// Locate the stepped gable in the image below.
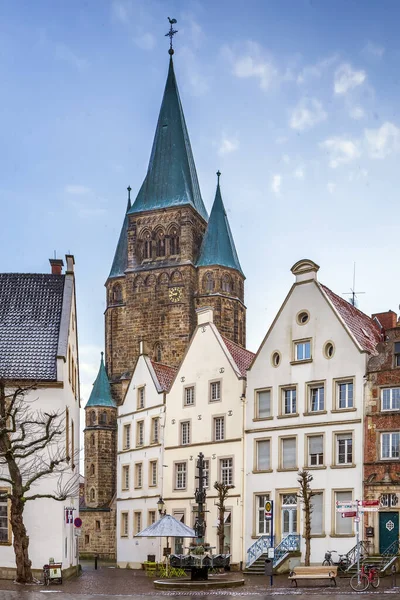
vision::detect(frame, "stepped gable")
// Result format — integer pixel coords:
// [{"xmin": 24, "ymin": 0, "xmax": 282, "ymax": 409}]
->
[
  {"xmin": 150, "ymin": 360, "xmax": 177, "ymax": 392},
  {"xmin": 221, "ymin": 335, "xmax": 255, "ymax": 377},
  {"xmin": 0, "ymin": 273, "xmax": 65, "ymax": 380}
]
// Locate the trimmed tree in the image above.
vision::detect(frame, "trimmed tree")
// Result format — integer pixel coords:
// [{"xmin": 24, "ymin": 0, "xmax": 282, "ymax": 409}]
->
[
  {"xmin": 214, "ymin": 481, "xmax": 234, "ymax": 554},
  {"xmin": 297, "ymin": 469, "xmax": 317, "ymax": 566},
  {"xmin": 0, "ymin": 380, "xmax": 78, "ymax": 584}
]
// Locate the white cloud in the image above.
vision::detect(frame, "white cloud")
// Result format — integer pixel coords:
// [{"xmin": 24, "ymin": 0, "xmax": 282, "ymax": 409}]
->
[
  {"xmin": 320, "ymin": 136, "xmax": 361, "ymax": 168},
  {"xmin": 135, "ymin": 32, "xmax": 155, "ymax": 50},
  {"xmin": 179, "ymin": 46, "xmax": 209, "ymax": 96},
  {"xmin": 349, "ymin": 106, "xmax": 366, "ymax": 120},
  {"xmin": 180, "ymin": 13, "xmax": 204, "ymax": 49},
  {"xmin": 271, "ymin": 174, "xmax": 282, "ymax": 195},
  {"xmin": 290, "ymin": 98, "xmax": 327, "ymax": 131},
  {"xmin": 65, "ymin": 185, "xmax": 91, "ymax": 195},
  {"xmin": 365, "ymin": 122, "xmax": 400, "ymax": 159},
  {"xmin": 218, "ymin": 136, "xmax": 240, "ymax": 156},
  {"xmin": 296, "ymin": 54, "xmax": 338, "ymax": 84},
  {"xmin": 111, "ymin": 0, "xmax": 132, "ymax": 25},
  {"xmin": 334, "ymin": 63, "xmax": 366, "ymax": 95},
  {"xmin": 363, "ymin": 41, "xmax": 385, "ymax": 58},
  {"xmin": 327, "ymin": 182, "xmax": 336, "ymax": 194},
  {"xmin": 282, "ymin": 154, "xmax": 290, "ymax": 164},
  {"xmin": 55, "ymin": 44, "xmax": 88, "ymax": 71},
  {"xmin": 224, "ymin": 41, "xmax": 279, "ymax": 91},
  {"xmin": 294, "ymin": 167, "xmax": 304, "ymax": 179}
]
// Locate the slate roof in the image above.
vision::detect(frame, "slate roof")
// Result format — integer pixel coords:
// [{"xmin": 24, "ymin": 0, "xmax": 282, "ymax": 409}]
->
[
  {"xmin": 150, "ymin": 360, "xmax": 177, "ymax": 392},
  {"xmin": 128, "ymin": 57, "xmax": 208, "ymax": 221},
  {"xmin": 108, "ymin": 199, "xmax": 130, "ymax": 279},
  {"xmin": 221, "ymin": 335, "xmax": 255, "ymax": 377},
  {"xmin": 320, "ymin": 283, "xmax": 382, "ymax": 354},
  {"xmin": 86, "ymin": 353, "xmax": 116, "ymax": 408},
  {"xmin": 197, "ymin": 182, "xmax": 244, "ymax": 276},
  {"xmin": 0, "ymin": 273, "xmax": 65, "ymax": 380}
]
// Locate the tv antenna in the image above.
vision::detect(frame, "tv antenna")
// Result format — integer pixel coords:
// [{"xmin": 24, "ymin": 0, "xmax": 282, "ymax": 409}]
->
[{"xmin": 343, "ymin": 262, "xmax": 365, "ymax": 307}]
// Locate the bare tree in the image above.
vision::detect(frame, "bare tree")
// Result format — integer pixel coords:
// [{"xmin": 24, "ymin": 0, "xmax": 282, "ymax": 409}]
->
[
  {"xmin": 297, "ymin": 469, "xmax": 317, "ymax": 566},
  {"xmin": 0, "ymin": 380, "xmax": 79, "ymax": 584},
  {"xmin": 214, "ymin": 481, "xmax": 234, "ymax": 554}
]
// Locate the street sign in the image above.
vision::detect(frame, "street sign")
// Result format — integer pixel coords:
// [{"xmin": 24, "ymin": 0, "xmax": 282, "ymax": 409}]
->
[
  {"xmin": 336, "ymin": 501, "xmax": 358, "ymax": 508},
  {"xmin": 265, "ymin": 500, "xmax": 273, "ymax": 520},
  {"xmin": 361, "ymin": 500, "xmax": 380, "ymax": 507},
  {"xmin": 337, "ymin": 507, "xmax": 358, "ymax": 513},
  {"xmin": 268, "ymin": 547, "xmax": 275, "ymax": 558},
  {"xmin": 74, "ymin": 517, "xmax": 82, "ymax": 528},
  {"xmin": 354, "ymin": 517, "xmax": 360, "ymax": 523},
  {"xmin": 74, "ymin": 528, "xmax": 81, "ymax": 537},
  {"xmin": 341, "ymin": 511, "xmax": 357, "ymax": 518},
  {"xmin": 359, "ymin": 507, "xmax": 379, "ymax": 513}
]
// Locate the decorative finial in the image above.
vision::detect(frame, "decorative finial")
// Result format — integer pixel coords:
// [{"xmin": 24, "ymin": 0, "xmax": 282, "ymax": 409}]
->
[
  {"xmin": 165, "ymin": 17, "xmax": 178, "ymax": 55},
  {"xmin": 216, "ymin": 170, "xmax": 221, "ymax": 184},
  {"xmin": 127, "ymin": 185, "xmax": 131, "ymax": 202},
  {"xmin": 101, "ymin": 351, "xmax": 104, "ymax": 360}
]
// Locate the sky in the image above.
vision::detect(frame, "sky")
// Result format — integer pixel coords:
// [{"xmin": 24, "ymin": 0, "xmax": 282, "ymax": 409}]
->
[{"xmin": 1, "ymin": 0, "xmax": 400, "ymax": 416}]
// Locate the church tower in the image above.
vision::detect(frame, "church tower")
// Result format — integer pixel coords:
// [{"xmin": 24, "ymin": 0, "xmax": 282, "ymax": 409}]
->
[{"xmin": 105, "ymin": 43, "xmax": 245, "ymax": 402}]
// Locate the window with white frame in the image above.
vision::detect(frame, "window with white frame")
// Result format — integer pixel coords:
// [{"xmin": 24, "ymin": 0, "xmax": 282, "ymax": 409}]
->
[
  {"xmin": 309, "ymin": 384, "xmax": 325, "ymax": 412},
  {"xmin": 184, "ymin": 386, "xmax": 195, "ymax": 406},
  {"xmin": 121, "ymin": 512, "xmax": 129, "ymax": 537},
  {"xmin": 335, "ymin": 491, "xmax": 352, "ymax": 534},
  {"xmin": 382, "ymin": 388, "xmax": 400, "ymax": 412},
  {"xmin": 336, "ymin": 433, "xmax": 353, "ymax": 465},
  {"xmin": 122, "ymin": 465, "xmax": 130, "ymax": 490},
  {"xmin": 220, "ymin": 458, "xmax": 233, "ymax": 485},
  {"xmin": 151, "ymin": 417, "xmax": 159, "ymax": 444},
  {"xmin": 294, "ymin": 340, "xmax": 311, "ymax": 361},
  {"xmin": 181, "ymin": 421, "xmax": 191, "ymax": 445},
  {"xmin": 175, "ymin": 462, "xmax": 187, "ymax": 489},
  {"xmin": 337, "ymin": 381, "xmax": 354, "ymax": 409},
  {"xmin": 214, "ymin": 416, "xmax": 225, "ymax": 441},
  {"xmin": 308, "ymin": 435, "xmax": 324, "ymax": 466},
  {"xmin": 134, "ymin": 511, "xmax": 142, "ymax": 535},
  {"xmin": 210, "ymin": 381, "xmax": 221, "ymax": 402},
  {"xmin": 136, "ymin": 421, "xmax": 144, "ymax": 447},
  {"xmin": 256, "ymin": 494, "xmax": 270, "ymax": 535},
  {"xmin": 395, "ymin": 342, "xmax": 400, "ymax": 367},
  {"xmin": 0, "ymin": 491, "xmax": 9, "ymax": 543},
  {"xmin": 381, "ymin": 432, "xmax": 400, "ymax": 459},
  {"xmin": 310, "ymin": 492, "xmax": 323, "ymax": 535},
  {"xmin": 281, "ymin": 437, "xmax": 297, "ymax": 469},
  {"xmin": 123, "ymin": 424, "xmax": 131, "ymax": 450},
  {"xmin": 256, "ymin": 389, "xmax": 271, "ymax": 418},
  {"xmin": 135, "ymin": 463, "xmax": 142, "ymax": 488},
  {"xmin": 283, "ymin": 388, "xmax": 296, "ymax": 415},
  {"xmin": 150, "ymin": 461, "xmax": 157, "ymax": 486},
  {"xmin": 137, "ymin": 386, "xmax": 145, "ymax": 409},
  {"xmin": 148, "ymin": 510, "xmax": 156, "ymax": 526},
  {"xmin": 256, "ymin": 439, "xmax": 271, "ymax": 471}
]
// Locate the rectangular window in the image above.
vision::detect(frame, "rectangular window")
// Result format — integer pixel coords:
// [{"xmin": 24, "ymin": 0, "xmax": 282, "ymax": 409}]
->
[
  {"xmin": 395, "ymin": 342, "xmax": 400, "ymax": 367},
  {"xmin": 295, "ymin": 340, "xmax": 311, "ymax": 361},
  {"xmin": 210, "ymin": 381, "xmax": 221, "ymax": 402},
  {"xmin": 136, "ymin": 421, "xmax": 144, "ymax": 447},
  {"xmin": 382, "ymin": 388, "xmax": 400, "ymax": 411},
  {"xmin": 308, "ymin": 435, "xmax": 324, "ymax": 466},
  {"xmin": 151, "ymin": 418, "xmax": 159, "ymax": 444},
  {"xmin": 256, "ymin": 494, "xmax": 270, "ymax": 535},
  {"xmin": 311, "ymin": 493, "xmax": 323, "ymax": 535},
  {"xmin": 309, "ymin": 385, "xmax": 325, "ymax": 412},
  {"xmin": 123, "ymin": 424, "xmax": 131, "ymax": 450},
  {"xmin": 137, "ymin": 387, "xmax": 145, "ymax": 409},
  {"xmin": 96, "ymin": 520, "xmax": 101, "ymax": 532},
  {"xmin": 0, "ymin": 491, "xmax": 10, "ymax": 543},
  {"xmin": 150, "ymin": 461, "xmax": 157, "ymax": 487},
  {"xmin": 148, "ymin": 510, "xmax": 156, "ymax": 526},
  {"xmin": 256, "ymin": 389, "xmax": 271, "ymax": 419},
  {"xmin": 337, "ymin": 381, "xmax": 354, "ymax": 409},
  {"xmin": 336, "ymin": 433, "xmax": 353, "ymax": 465},
  {"xmin": 281, "ymin": 437, "xmax": 297, "ymax": 469},
  {"xmin": 335, "ymin": 491, "xmax": 352, "ymax": 535},
  {"xmin": 175, "ymin": 462, "xmax": 187, "ymax": 489},
  {"xmin": 283, "ymin": 388, "xmax": 296, "ymax": 415},
  {"xmin": 134, "ymin": 511, "xmax": 142, "ymax": 535},
  {"xmin": 381, "ymin": 432, "xmax": 400, "ymax": 459},
  {"xmin": 220, "ymin": 458, "xmax": 233, "ymax": 485},
  {"xmin": 184, "ymin": 386, "xmax": 195, "ymax": 406},
  {"xmin": 121, "ymin": 512, "xmax": 129, "ymax": 537},
  {"xmin": 122, "ymin": 465, "xmax": 130, "ymax": 490},
  {"xmin": 65, "ymin": 408, "xmax": 70, "ymax": 461},
  {"xmin": 135, "ymin": 463, "xmax": 142, "ymax": 488},
  {"xmin": 214, "ymin": 416, "xmax": 225, "ymax": 441},
  {"xmin": 181, "ymin": 421, "xmax": 191, "ymax": 445},
  {"xmin": 256, "ymin": 439, "xmax": 271, "ymax": 471}
]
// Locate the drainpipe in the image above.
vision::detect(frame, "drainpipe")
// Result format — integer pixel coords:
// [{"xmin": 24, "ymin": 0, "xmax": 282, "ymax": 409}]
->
[{"xmin": 241, "ymin": 382, "xmax": 246, "ymax": 568}]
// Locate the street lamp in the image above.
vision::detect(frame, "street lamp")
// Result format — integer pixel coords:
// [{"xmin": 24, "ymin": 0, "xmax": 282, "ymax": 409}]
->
[{"xmin": 157, "ymin": 496, "xmax": 166, "ymax": 516}]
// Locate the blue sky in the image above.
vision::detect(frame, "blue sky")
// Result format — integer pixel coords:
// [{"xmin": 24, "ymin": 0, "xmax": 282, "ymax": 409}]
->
[{"xmin": 1, "ymin": 0, "xmax": 400, "ymax": 408}]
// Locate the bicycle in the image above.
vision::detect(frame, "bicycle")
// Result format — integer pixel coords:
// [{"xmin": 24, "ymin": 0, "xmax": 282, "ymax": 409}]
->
[
  {"xmin": 350, "ymin": 563, "xmax": 380, "ymax": 591},
  {"xmin": 322, "ymin": 550, "xmax": 349, "ymax": 573}
]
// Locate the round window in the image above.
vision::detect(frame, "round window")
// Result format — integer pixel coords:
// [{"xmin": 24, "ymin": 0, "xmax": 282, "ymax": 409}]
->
[
  {"xmin": 297, "ymin": 311, "xmax": 309, "ymax": 325},
  {"xmin": 271, "ymin": 351, "xmax": 281, "ymax": 367},
  {"xmin": 324, "ymin": 342, "xmax": 335, "ymax": 359}
]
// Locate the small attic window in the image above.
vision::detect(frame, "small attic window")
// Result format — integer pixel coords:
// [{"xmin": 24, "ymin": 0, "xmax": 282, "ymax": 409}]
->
[
  {"xmin": 324, "ymin": 341, "xmax": 335, "ymax": 359},
  {"xmin": 297, "ymin": 311, "xmax": 310, "ymax": 325}
]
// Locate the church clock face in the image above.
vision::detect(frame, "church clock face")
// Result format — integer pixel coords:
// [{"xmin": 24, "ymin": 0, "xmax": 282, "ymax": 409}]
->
[{"xmin": 169, "ymin": 287, "xmax": 183, "ymax": 303}]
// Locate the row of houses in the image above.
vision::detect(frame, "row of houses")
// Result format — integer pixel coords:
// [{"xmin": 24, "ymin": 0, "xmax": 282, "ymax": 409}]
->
[{"xmin": 84, "ymin": 258, "xmax": 400, "ymax": 568}]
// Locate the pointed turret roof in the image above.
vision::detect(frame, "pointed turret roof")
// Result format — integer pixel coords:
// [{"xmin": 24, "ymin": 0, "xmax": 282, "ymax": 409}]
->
[
  {"xmin": 108, "ymin": 195, "xmax": 131, "ymax": 279},
  {"xmin": 197, "ymin": 177, "xmax": 244, "ymax": 276},
  {"xmin": 85, "ymin": 353, "xmax": 116, "ymax": 408},
  {"xmin": 128, "ymin": 58, "xmax": 208, "ymax": 221}
]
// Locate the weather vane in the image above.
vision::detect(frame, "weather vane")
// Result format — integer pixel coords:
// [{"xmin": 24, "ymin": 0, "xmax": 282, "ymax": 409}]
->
[{"xmin": 165, "ymin": 17, "xmax": 178, "ymax": 55}]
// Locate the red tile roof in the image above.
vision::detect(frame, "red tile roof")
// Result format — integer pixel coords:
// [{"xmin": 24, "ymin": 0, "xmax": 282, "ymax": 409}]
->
[
  {"xmin": 320, "ymin": 284, "xmax": 382, "ymax": 354},
  {"xmin": 151, "ymin": 361, "xmax": 177, "ymax": 391},
  {"xmin": 221, "ymin": 336, "xmax": 255, "ymax": 377}
]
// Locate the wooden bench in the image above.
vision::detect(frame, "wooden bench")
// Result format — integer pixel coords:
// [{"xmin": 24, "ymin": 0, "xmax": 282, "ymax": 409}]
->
[{"xmin": 288, "ymin": 566, "xmax": 338, "ymax": 587}]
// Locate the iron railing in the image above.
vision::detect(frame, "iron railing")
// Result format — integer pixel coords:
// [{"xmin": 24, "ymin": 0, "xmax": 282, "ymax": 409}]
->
[
  {"xmin": 345, "ymin": 540, "xmax": 370, "ymax": 571},
  {"xmin": 245, "ymin": 535, "xmax": 275, "ymax": 568},
  {"xmin": 273, "ymin": 534, "xmax": 301, "ymax": 567},
  {"xmin": 376, "ymin": 539, "xmax": 400, "ymax": 573}
]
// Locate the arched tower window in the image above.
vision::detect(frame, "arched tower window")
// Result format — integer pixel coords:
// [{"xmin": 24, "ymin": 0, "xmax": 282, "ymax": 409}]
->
[
  {"xmin": 222, "ymin": 274, "xmax": 232, "ymax": 293},
  {"xmin": 100, "ymin": 411, "xmax": 107, "ymax": 425},
  {"xmin": 90, "ymin": 488, "xmax": 96, "ymax": 502},
  {"xmin": 90, "ymin": 410, "xmax": 96, "ymax": 425},
  {"xmin": 155, "ymin": 230, "xmax": 166, "ymax": 257},
  {"xmin": 91, "ymin": 434, "xmax": 95, "ymax": 447},
  {"xmin": 113, "ymin": 284, "xmax": 123, "ymax": 303},
  {"xmin": 143, "ymin": 231, "xmax": 152, "ymax": 260},
  {"xmin": 169, "ymin": 227, "xmax": 180, "ymax": 255},
  {"xmin": 204, "ymin": 272, "xmax": 214, "ymax": 293},
  {"xmin": 90, "ymin": 464, "xmax": 95, "ymax": 476},
  {"xmin": 154, "ymin": 343, "xmax": 162, "ymax": 362}
]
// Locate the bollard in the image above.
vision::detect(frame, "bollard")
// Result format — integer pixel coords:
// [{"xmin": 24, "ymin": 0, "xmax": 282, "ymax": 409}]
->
[
  {"xmin": 94, "ymin": 553, "xmax": 98, "ymax": 570},
  {"xmin": 391, "ymin": 564, "xmax": 396, "ymax": 588}
]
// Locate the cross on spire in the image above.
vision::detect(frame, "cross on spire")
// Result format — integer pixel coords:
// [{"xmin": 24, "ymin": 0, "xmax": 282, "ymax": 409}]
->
[
  {"xmin": 216, "ymin": 170, "xmax": 221, "ymax": 184},
  {"xmin": 127, "ymin": 186, "xmax": 131, "ymax": 202},
  {"xmin": 165, "ymin": 17, "xmax": 178, "ymax": 55}
]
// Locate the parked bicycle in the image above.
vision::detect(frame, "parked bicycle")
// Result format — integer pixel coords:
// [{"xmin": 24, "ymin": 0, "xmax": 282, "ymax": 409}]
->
[
  {"xmin": 322, "ymin": 550, "xmax": 349, "ymax": 573},
  {"xmin": 350, "ymin": 563, "xmax": 380, "ymax": 591}
]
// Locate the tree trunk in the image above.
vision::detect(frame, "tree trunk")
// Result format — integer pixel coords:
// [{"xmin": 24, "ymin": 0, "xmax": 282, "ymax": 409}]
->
[
  {"xmin": 304, "ymin": 504, "xmax": 311, "ymax": 566},
  {"xmin": 218, "ymin": 506, "xmax": 224, "ymax": 554},
  {"xmin": 11, "ymin": 497, "xmax": 33, "ymax": 583}
]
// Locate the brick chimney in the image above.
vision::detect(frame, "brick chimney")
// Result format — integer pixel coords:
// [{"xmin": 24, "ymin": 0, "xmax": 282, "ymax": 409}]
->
[
  {"xmin": 49, "ymin": 258, "xmax": 64, "ymax": 275},
  {"xmin": 372, "ymin": 310, "xmax": 398, "ymax": 330}
]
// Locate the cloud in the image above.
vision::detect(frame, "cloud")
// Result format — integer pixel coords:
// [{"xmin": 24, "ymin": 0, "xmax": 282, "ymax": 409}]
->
[
  {"xmin": 271, "ymin": 174, "xmax": 282, "ymax": 195},
  {"xmin": 349, "ymin": 106, "xmax": 365, "ymax": 120},
  {"xmin": 294, "ymin": 167, "xmax": 304, "ymax": 179},
  {"xmin": 218, "ymin": 136, "xmax": 240, "ymax": 156},
  {"xmin": 135, "ymin": 32, "xmax": 155, "ymax": 50},
  {"xmin": 363, "ymin": 41, "xmax": 385, "ymax": 58},
  {"xmin": 334, "ymin": 63, "xmax": 366, "ymax": 95},
  {"xmin": 365, "ymin": 122, "xmax": 400, "ymax": 159},
  {"xmin": 179, "ymin": 46, "xmax": 209, "ymax": 96},
  {"xmin": 296, "ymin": 54, "xmax": 338, "ymax": 84},
  {"xmin": 320, "ymin": 136, "xmax": 361, "ymax": 168},
  {"xmin": 111, "ymin": 0, "xmax": 155, "ymax": 52},
  {"xmin": 290, "ymin": 98, "xmax": 327, "ymax": 131},
  {"xmin": 282, "ymin": 154, "xmax": 290, "ymax": 164},
  {"xmin": 327, "ymin": 182, "xmax": 336, "ymax": 194},
  {"xmin": 111, "ymin": 0, "xmax": 132, "ymax": 25},
  {"xmin": 224, "ymin": 41, "xmax": 279, "ymax": 91},
  {"xmin": 180, "ymin": 13, "xmax": 204, "ymax": 49},
  {"xmin": 65, "ymin": 185, "xmax": 91, "ymax": 195},
  {"xmin": 55, "ymin": 44, "xmax": 88, "ymax": 71}
]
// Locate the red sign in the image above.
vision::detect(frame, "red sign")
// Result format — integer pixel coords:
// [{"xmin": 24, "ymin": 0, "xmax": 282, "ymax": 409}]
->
[
  {"xmin": 341, "ymin": 511, "xmax": 357, "ymax": 518},
  {"xmin": 361, "ymin": 500, "xmax": 379, "ymax": 507},
  {"xmin": 74, "ymin": 517, "xmax": 82, "ymax": 528}
]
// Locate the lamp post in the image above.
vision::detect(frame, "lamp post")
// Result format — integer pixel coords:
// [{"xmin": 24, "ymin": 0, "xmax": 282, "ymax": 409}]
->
[{"xmin": 157, "ymin": 496, "xmax": 167, "ymax": 517}]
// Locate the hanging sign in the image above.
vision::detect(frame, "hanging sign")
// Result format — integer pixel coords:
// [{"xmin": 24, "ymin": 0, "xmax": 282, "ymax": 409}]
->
[
  {"xmin": 341, "ymin": 511, "xmax": 357, "ymax": 518},
  {"xmin": 65, "ymin": 508, "xmax": 74, "ymax": 524},
  {"xmin": 361, "ymin": 500, "xmax": 380, "ymax": 507},
  {"xmin": 265, "ymin": 500, "xmax": 273, "ymax": 520}
]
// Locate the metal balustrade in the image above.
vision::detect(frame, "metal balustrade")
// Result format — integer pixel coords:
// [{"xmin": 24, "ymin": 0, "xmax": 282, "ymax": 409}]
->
[{"xmin": 245, "ymin": 535, "xmax": 275, "ymax": 568}]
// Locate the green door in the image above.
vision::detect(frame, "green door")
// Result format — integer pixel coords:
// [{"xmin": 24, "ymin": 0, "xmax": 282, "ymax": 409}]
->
[{"xmin": 379, "ymin": 512, "xmax": 399, "ymax": 553}]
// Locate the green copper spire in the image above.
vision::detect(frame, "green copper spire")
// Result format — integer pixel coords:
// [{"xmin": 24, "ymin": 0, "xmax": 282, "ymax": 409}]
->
[
  {"xmin": 85, "ymin": 352, "xmax": 116, "ymax": 408},
  {"xmin": 128, "ymin": 57, "xmax": 208, "ymax": 221},
  {"xmin": 108, "ymin": 188, "xmax": 131, "ymax": 279},
  {"xmin": 197, "ymin": 173, "xmax": 244, "ymax": 276}
]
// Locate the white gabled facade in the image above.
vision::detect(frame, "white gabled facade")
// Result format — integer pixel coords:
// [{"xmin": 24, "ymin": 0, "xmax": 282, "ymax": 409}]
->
[
  {"xmin": 116, "ymin": 348, "xmax": 174, "ymax": 568},
  {"xmin": 163, "ymin": 307, "xmax": 254, "ymax": 567},
  {"xmin": 245, "ymin": 259, "xmax": 379, "ymax": 565}
]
